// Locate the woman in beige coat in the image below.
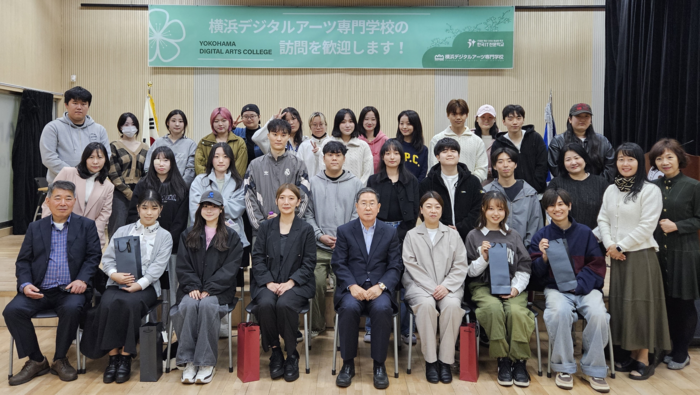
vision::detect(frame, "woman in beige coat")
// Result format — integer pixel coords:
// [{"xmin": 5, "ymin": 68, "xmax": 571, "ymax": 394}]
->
[
  {"xmin": 42, "ymin": 142, "xmax": 114, "ymax": 247},
  {"xmin": 402, "ymin": 191, "xmax": 469, "ymax": 384}
]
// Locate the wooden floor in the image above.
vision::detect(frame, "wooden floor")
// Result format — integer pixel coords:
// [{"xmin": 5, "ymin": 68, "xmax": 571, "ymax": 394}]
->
[{"xmin": 1, "ymin": 326, "xmax": 699, "ymax": 395}]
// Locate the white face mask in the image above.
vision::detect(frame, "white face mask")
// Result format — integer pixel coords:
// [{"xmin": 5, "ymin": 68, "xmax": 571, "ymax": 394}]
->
[{"xmin": 121, "ymin": 126, "xmax": 137, "ymax": 137}]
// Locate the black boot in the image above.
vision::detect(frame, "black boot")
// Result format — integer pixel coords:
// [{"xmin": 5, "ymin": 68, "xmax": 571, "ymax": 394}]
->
[
  {"xmin": 103, "ymin": 355, "xmax": 120, "ymax": 383},
  {"xmin": 425, "ymin": 361, "xmax": 439, "ymax": 383},
  {"xmin": 269, "ymin": 347, "xmax": 285, "ymax": 379},
  {"xmin": 284, "ymin": 351, "xmax": 300, "ymax": 382},
  {"xmin": 115, "ymin": 355, "xmax": 131, "ymax": 384}
]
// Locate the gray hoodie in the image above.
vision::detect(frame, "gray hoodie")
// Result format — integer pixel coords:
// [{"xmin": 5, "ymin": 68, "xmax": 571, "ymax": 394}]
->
[
  {"xmin": 39, "ymin": 112, "xmax": 110, "ymax": 182},
  {"xmin": 483, "ymin": 179, "xmax": 543, "ymax": 246},
  {"xmin": 304, "ymin": 170, "xmax": 362, "ymax": 252}
]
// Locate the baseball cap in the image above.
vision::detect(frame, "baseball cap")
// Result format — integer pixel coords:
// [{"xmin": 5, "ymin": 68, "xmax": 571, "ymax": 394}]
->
[
  {"xmin": 241, "ymin": 104, "xmax": 260, "ymax": 116},
  {"xmin": 476, "ymin": 104, "xmax": 497, "ymax": 117},
  {"xmin": 569, "ymin": 103, "xmax": 593, "ymax": 116},
  {"xmin": 199, "ymin": 190, "xmax": 224, "ymax": 206}
]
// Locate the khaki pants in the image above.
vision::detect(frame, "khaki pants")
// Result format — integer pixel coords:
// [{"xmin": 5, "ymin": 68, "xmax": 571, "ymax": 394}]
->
[
  {"xmin": 469, "ymin": 282, "xmax": 534, "ymax": 361},
  {"xmin": 408, "ymin": 294, "xmax": 464, "ymax": 364},
  {"xmin": 311, "ymin": 248, "xmax": 334, "ymax": 332}
]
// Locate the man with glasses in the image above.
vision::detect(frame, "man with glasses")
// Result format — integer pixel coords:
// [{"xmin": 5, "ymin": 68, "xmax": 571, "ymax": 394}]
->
[
  {"xmin": 233, "ymin": 104, "xmax": 265, "ymax": 165},
  {"xmin": 331, "ymin": 187, "xmax": 403, "ymax": 390}
]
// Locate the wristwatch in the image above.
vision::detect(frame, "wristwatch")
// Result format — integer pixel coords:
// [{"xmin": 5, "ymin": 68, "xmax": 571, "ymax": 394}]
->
[
  {"xmin": 615, "ymin": 245, "xmax": 623, "ymax": 253},
  {"xmin": 378, "ymin": 282, "xmax": 387, "ymax": 291}
]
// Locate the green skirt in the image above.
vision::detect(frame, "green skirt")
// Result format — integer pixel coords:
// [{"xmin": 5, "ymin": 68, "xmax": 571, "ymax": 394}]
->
[{"xmin": 609, "ymin": 248, "xmax": 671, "ymax": 352}]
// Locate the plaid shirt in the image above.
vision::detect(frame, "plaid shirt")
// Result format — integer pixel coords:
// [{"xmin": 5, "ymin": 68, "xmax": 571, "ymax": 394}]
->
[{"xmin": 39, "ymin": 215, "xmax": 72, "ymax": 290}]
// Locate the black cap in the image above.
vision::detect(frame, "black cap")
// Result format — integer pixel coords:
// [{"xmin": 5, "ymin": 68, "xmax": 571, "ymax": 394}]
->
[
  {"xmin": 241, "ymin": 104, "xmax": 260, "ymax": 116},
  {"xmin": 199, "ymin": 190, "xmax": 224, "ymax": 206},
  {"xmin": 569, "ymin": 103, "xmax": 593, "ymax": 116}
]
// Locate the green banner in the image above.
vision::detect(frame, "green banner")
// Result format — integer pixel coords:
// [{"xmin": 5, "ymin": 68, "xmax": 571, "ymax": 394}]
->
[{"xmin": 148, "ymin": 5, "xmax": 514, "ymax": 69}]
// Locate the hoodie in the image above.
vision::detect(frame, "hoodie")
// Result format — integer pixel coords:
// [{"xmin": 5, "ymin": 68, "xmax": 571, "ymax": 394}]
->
[
  {"xmin": 528, "ymin": 218, "xmax": 606, "ymax": 295},
  {"xmin": 483, "ymin": 179, "xmax": 543, "ymax": 246},
  {"xmin": 490, "ymin": 125, "xmax": 548, "ymax": 194},
  {"xmin": 304, "ymin": 170, "xmax": 363, "ymax": 252},
  {"xmin": 39, "ymin": 112, "xmax": 111, "ymax": 182},
  {"xmin": 359, "ymin": 131, "xmax": 388, "ymax": 173}
]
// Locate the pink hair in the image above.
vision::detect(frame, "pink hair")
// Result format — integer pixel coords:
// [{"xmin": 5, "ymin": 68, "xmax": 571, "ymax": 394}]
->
[{"xmin": 210, "ymin": 107, "xmax": 234, "ymax": 135}]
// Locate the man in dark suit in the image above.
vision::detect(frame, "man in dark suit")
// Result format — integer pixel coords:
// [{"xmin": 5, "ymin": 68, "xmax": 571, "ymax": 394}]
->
[
  {"xmin": 331, "ymin": 187, "xmax": 403, "ymax": 389},
  {"xmin": 3, "ymin": 180, "xmax": 101, "ymax": 386}
]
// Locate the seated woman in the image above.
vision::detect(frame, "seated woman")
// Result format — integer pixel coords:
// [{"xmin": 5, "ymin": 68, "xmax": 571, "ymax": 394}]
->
[
  {"xmin": 464, "ymin": 190, "xmax": 534, "ymax": 388},
  {"xmin": 80, "ymin": 189, "xmax": 173, "ymax": 384},
  {"xmin": 171, "ymin": 190, "xmax": 244, "ymax": 384},
  {"xmin": 42, "ymin": 142, "xmax": 114, "ymax": 247},
  {"xmin": 402, "ymin": 191, "xmax": 468, "ymax": 384},
  {"xmin": 250, "ymin": 184, "xmax": 316, "ymax": 382}
]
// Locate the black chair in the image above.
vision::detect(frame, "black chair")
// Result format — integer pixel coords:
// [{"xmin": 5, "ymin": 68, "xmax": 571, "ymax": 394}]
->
[{"xmin": 246, "ymin": 299, "xmax": 312, "ymax": 374}]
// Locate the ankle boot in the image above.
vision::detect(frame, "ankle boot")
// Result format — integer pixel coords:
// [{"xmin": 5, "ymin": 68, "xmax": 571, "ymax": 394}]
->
[
  {"xmin": 115, "ymin": 355, "xmax": 132, "ymax": 384},
  {"xmin": 103, "ymin": 355, "xmax": 120, "ymax": 383}
]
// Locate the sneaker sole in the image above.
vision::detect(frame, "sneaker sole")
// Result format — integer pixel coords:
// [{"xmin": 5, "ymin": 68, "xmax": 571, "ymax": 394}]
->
[
  {"xmin": 497, "ymin": 378, "xmax": 513, "ymax": 386},
  {"xmin": 514, "ymin": 380, "xmax": 530, "ymax": 387},
  {"xmin": 195, "ymin": 369, "xmax": 215, "ymax": 384},
  {"xmin": 284, "ymin": 371, "xmax": 300, "ymax": 382},
  {"xmin": 555, "ymin": 381, "xmax": 573, "ymax": 390}
]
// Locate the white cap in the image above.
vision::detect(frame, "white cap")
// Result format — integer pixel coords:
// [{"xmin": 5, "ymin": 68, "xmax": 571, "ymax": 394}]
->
[{"xmin": 476, "ymin": 104, "xmax": 496, "ymax": 117}]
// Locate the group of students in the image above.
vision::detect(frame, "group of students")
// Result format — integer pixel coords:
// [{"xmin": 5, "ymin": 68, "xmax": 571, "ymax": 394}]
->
[{"xmin": 3, "ymin": 85, "xmax": 699, "ymax": 392}]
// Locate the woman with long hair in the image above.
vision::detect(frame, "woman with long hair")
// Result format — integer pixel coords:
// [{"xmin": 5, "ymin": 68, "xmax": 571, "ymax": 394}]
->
[
  {"xmin": 194, "ymin": 107, "xmax": 248, "ymax": 177},
  {"xmin": 42, "ymin": 142, "xmax": 114, "ymax": 247},
  {"xmin": 145, "ymin": 109, "xmax": 197, "ymax": 185},
  {"xmin": 358, "ymin": 106, "xmax": 388, "ymax": 174},
  {"xmin": 322, "ymin": 108, "xmax": 373, "ymax": 183},
  {"xmin": 395, "ymin": 110, "xmax": 428, "ymax": 182},
  {"xmin": 598, "ymin": 142, "xmax": 671, "ymax": 379}
]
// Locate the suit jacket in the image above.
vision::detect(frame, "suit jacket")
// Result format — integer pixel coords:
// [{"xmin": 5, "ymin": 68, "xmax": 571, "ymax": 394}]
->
[
  {"xmin": 331, "ymin": 218, "xmax": 403, "ymax": 308},
  {"xmin": 250, "ymin": 216, "xmax": 316, "ymax": 301},
  {"xmin": 401, "ymin": 223, "xmax": 469, "ymax": 303},
  {"xmin": 175, "ymin": 225, "xmax": 243, "ymax": 305},
  {"xmin": 15, "ymin": 214, "xmax": 102, "ymax": 292},
  {"xmin": 41, "ymin": 167, "xmax": 114, "ymax": 247}
]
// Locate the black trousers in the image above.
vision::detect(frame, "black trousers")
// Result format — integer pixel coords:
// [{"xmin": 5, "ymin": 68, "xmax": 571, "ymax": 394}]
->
[
  {"xmin": 253, "ymin": 288, "xmax": 307, "ymax": 356},
  {"xmin": 3, "ymin": 287, "xmax": 87, "ymax": 361},
  {"xmin": 337, "ymin": 283, "xmax": 393, "ymax": 363}
]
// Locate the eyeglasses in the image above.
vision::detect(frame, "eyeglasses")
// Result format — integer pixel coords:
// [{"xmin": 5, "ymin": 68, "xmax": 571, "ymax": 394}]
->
[
  {"xmin": 242, "ymin": 115, "xmax": 258, "ymax": 120},
  {"xmin": 358, "ymin": 201, "xmax": 377, "ymax": 208}
]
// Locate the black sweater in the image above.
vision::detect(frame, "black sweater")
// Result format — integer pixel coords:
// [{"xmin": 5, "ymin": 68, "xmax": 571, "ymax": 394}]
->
[
  {"xmin": 419, "ymin": 162, "xmax": 484, "ymax": 240},
  {"xmin": 127, "ymin": 180, "xmax": 189, "ymax": 253},
  {"xmin": 367, "ymin": 170, "xmax": 420, "ymax": 242},
  {"xmin": 547, "ymin": 174, "xmax": 609, "ymax": 231},
  {"xmin": 491, "ymin": 125, "xmax": 548, "ymax": 193}
]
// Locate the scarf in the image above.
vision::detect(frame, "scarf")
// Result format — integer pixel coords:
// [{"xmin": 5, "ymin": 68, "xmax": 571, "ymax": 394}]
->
[{"xmin": 614, "ymin": 175, "xmax": 635, "ymax": 192}]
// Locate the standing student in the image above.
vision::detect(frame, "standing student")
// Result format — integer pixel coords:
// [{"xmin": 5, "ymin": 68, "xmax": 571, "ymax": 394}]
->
[
  {"xmin": 145, "ymin": 110, "xmax": 197, "ymax": 185},
  {"xmin": 491, "ymin": 105, "xmax": 548, "ymax": 194},
  {"xmin": 251, "ymin": 184, "xmax": 316, "ymax": 383},
  {"xmin": 194, "ymin": 107, "xmax": 248, "ymax": 177},
  {"xmin": 649, "ymin": 139, "xmax": 700, "ymax": 370},
  {"xmin": 244, "ymin": 119, "xmax": 310, "ymax": 233},
  {"xmin": 108, "ymin": 112, "xmax": 149, "ymax": 237},
  {"xmin": 129, "ymin": 146, "xmax": 189, "ymax": 254},
  {"xmin": 419, "ymin": 138, "xmax": 483, "ymax": 240},
  {"xmin": 322, "ymin": 108, "xmax": 374, "ymax": 184},
  {"xmin": 298, "ymin": 112, "xmax": 331, "ymax": 177},
  {"xmin": 547, "ymin": 144, "xmax": 609, "ymax": 232},
  {"xmin": 465, "ymin": 191, "xmax": 534, "ymax": 388},
  {"xmin": 402, "ymin": 191, "xmax": 468, "ymax": 384},
  {"xmin": 428, "ymin": 99, "xmax": 488, "ymax": 182},
  {"xmin": 597, "ymin": 142, "xmax": 671, "ymax": 380},
  {"xmin": 80, "ymin": 189, "xmax": 173, "ymax": 384},
  {"xmin": 233, "ymin": 103, "xmax": 264, "ymax": 164},
  {"xmin": 3, "ymin": 181, "xmax": 101, "ymax": 386},
  {"xmin": 252, "ymin": 107, "xmax": 308, "ymax": 155},
  {"xmin": 472, "ymin": 104, "xmax": 500, "ymax": 186},
  {"xmin": 396, "ymin": 110, "xmax": 428, "ymax": 182},
  {"xmin": 358, "ymin": 106, "xmax": 388, "ymax": 174},
  {"xmin": 484, "ymin": 147, "xmax": 543, "ymax": 247},
  {"xmin": 172, "ymin": 190, "xmax": 243, "ymax": 385},
  {"xmin": 41, "ymin": 143, "xmax": 114, "ymax": 248},
  {"xmin": 304, "ymin": 141, "xmax": 362, "ymax": 338},
  {"xmin": 529, "ymin": 189, "xmax": 610, "ymax": 393},
  {"xmin": 40, "ymin": 86, "xmax": 111, "ymax": 183},
  {"xmin": 547, "ymin": 104, "xmax": 615, "ymax": 183}
]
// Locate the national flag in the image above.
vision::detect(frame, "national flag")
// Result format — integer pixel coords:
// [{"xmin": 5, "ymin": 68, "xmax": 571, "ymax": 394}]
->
[
  {"xmin": 544, "ymin": 92, "xmax": 556, "ymax": 182},
  {"xmin": 143, "ymin": 93, "xmax": 159, "ymax": 147}
]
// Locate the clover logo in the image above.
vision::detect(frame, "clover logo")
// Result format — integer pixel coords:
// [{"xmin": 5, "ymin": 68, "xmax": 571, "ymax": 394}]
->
[{"xmin": 149, "ymin": 9, "xmax": 186, "ymax": 63}]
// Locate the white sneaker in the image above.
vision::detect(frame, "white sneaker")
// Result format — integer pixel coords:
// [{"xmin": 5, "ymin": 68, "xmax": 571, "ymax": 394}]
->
[
  {"xmin": 363, "ymin": 332, "xmax": 371, "ymax": 343},
  {"xmin": 195, "ymin": 366, "xmax": 215, "ymax": 384},
  {"xmin": 181, "ymin": 363, "xmax": 197, "ymax": 384}
]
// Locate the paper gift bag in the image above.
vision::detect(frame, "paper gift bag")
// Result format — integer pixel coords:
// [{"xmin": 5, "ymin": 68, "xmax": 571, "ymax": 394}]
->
[
  {"xmin": 547, "ymin": 239, "xmax": 577, "ymax": 292},
  {"xmin": 237, "ymin": 322, "xmax": 260, "ymax": 383},
  {"xmin": 114, "ymin": 236, "xmax": 142, "ymax": 288},
  {"xmin": 489, "ymin": 243, "xmax": 511, "ymax": 295},
  {"xmin": 140, "ymin": 322, "xmax": 163, "ymax": 382},
  {"xmin": 459, "ymin": 323, "xmax": 479, "ymax": 382}
]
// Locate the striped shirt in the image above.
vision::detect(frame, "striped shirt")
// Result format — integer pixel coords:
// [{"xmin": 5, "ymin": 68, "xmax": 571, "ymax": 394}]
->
[{"xmin": 40, "ymin": 215, "xmax": 72, "ymax": 290}]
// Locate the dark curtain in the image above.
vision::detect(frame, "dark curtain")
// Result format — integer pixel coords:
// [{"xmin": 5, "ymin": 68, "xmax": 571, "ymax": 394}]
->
[
  {"xmin": 605, "ymin": 0, "xmax": 700, "ymax": 155},
  {"xmin": 12, "ymin": 90, "xmax": 52, "ymax": 234}
]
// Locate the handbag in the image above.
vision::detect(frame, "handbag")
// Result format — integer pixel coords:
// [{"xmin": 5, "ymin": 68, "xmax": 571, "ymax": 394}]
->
[
  {"xmin": 237, "ymin": 322, "xmax": 260, "ymax": 383},
  {"xmin": 459, "ymin": 323, "xmax": 479, "ymax": 382},
  {"xmin": 114, "ymin": 236, "xmax": 143, "ymax": 288},
  {"xmin": 488, "ymin": 243, "xmax": 511, "ymax": 295},
  {"xmin": 546, "ymin": 239, "xmax": 578, "ymax": 292}
]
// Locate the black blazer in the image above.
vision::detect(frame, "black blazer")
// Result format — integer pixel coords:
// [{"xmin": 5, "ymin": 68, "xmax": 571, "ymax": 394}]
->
[
  {"xmin": 175, "ymin": 226, "xmax": 243, "ymax": 306},
  {"xmin": 331, "ymin": 219, "xmax": 403, "ymax": 308},
  {"xmin": 250, "ymin": 216, "xmax": 316, "ymax": 301},
  {"xmin": 15, "ymin": 214, "xmax": 102, "ymax": 292},
  {"xmin": 367, "ymin": 170, "xmax": 420, "ymax": 242}
]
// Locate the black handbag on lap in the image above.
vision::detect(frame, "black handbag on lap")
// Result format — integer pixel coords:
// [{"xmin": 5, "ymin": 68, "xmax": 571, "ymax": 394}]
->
[{"xmin": 114, "ymin": 236, "xmax": 143, "ymax": 288}]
